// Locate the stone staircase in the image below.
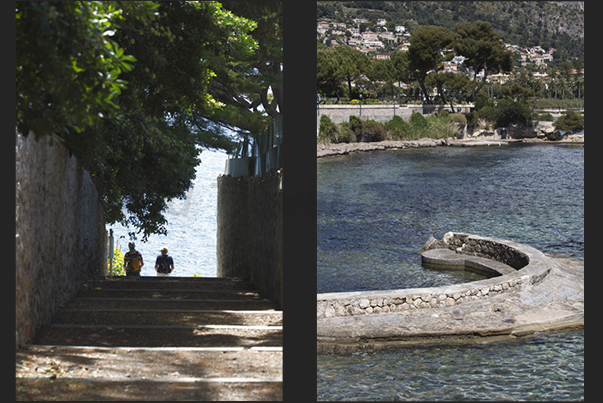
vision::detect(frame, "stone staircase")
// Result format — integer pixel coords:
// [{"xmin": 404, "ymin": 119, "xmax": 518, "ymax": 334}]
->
[{"xmin": 16, "ymin": 276, "xmax": 283, "ymax": 400}]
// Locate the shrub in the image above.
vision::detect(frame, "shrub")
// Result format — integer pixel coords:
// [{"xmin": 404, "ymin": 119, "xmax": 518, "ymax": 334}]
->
[
  {"xmin": 555, "ymin": 110, "xmax": 584, "ymax": 133},
  {"xmin": 339, "ymin": 122, "xmax": 354, "ymax": 143},
  {"xmin": 318, "ymin": 114, "xmax": 337, "ymax": 143},
  {"xmin": 385, "ymin": 115, "xmax": 409, "ymax": 140},
  {"xmin": 409, "ymin": 112, "xmax": 427, "ymax": 129},
  {"xmin": 465, "ymin": 111, "xmax": 479, "ymax": 128},
  {"xmin": 536, "ymin": 112, "xmax": 555, "ymax": 121},
  {"xmin": 477, "ymin": 105, "xmax": 500, "ymax": 124},
  {"xmin": 108, "ymin": 246, "xmax": 126, "ymax": 276},
  {"xmin": 449, "ymin": 113, "xmax": 467, "ymax": 126},
  {"xmin": 362, "ymin": 119, "xmax": 388, "ymax": 142},
  {"xmin": 496, "ymin": 102, "xmax": 531, "ymax": 128},
  {"xmin": 349, "ymin": 115, "xmax": 363, "ymax": 141}
]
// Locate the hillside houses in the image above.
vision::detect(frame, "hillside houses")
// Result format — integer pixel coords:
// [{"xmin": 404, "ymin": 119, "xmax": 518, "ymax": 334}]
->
[
  {"xmin": 318, "ymin": 18, "xmax": 557, "ymax": 75},
  {"xmin": 318, "ymin": 17, "xmax": 410, "ymax": 53},
  {"xmin": 505, "ymin": 43, "xmax": 555, "ymax": 68}
]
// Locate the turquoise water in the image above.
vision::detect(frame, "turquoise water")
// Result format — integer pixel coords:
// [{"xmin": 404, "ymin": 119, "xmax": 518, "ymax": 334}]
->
[{"xmin": 317, "ymin": 143, "xmax": 584, "ymax": 401}]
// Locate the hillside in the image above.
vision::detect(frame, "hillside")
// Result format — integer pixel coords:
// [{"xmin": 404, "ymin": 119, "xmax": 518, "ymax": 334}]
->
[{"xmin": 317, "ymin": 1, "xmax": 584, "ymax": 64}]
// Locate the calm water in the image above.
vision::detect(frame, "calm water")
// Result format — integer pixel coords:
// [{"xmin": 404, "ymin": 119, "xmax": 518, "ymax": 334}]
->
[
  {"xmin": 110, "ymin": 149, "xmax": 227, "ymax": 277},
  {"xmin": 317, "ymin": 143, "xmax": 584, "ymax": 401},
  {"xmin": 318, "ymin": 143, "xmax": 584, "ymax": 294},
  {"xmin": 317, "ymin": 329, "xmax": 584, "ymax": 401}
]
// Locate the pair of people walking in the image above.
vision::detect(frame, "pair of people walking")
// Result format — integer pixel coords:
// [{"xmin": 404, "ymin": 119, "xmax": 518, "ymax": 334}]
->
[{"xmin": 123, "ymin": 242, "xmax": 174, "ymax": 277}]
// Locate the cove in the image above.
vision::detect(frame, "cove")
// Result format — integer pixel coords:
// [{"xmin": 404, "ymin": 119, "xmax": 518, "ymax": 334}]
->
[
  {"xmin": 317, "ymin": 143, "xmax": 583, "ymax": 294},
  {"xmin": 316, "ymin": 143, "xmax": 583, "ymax": 401}
]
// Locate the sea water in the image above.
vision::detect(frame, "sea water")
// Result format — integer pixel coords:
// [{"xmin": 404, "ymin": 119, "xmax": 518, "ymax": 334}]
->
[
  {"xmin": 317, "ymin": 143, "xmax": 584, "ymax": 401},
  {"xmin": 109, "ymin": 149, "xmax": 228, "ymax": 277}
]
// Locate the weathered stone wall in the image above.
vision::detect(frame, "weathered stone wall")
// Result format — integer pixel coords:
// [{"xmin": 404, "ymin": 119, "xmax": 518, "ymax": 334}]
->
[
  {"xmin": 434, "ymin": 232, "xmax": 530, "ymax": 270},
  {"xmin": 316, "ymin": 104, "xmax": 474, "ymax": 133},
  {"xmin": 216, "ymin": 169, "xmax": 283, "ymax": 308},
  {"xmin": 317, "ymin": 104, "xmax": 421, "ymax": 125},
  {"xmin": 16, "ymin": 130, "xmax": 107, "ymax": 349}
]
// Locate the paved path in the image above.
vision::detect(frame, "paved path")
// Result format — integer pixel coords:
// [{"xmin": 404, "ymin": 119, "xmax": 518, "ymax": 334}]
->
[{"xmin": 16, "ymin": 276, "xmax": 282, "ymax": 400}]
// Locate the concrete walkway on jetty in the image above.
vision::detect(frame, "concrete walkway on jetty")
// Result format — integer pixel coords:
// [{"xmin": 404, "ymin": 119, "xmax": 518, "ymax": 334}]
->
[
  {"xmin": 16, "ymin": 276, "xmax": 282, "ymax": 400},
  {"xmin": 317, "ymin": 233, "xmax": 583, "ymax": 353}
]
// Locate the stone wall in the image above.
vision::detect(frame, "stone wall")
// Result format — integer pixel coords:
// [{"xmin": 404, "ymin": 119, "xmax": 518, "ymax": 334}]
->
[
  {"xmin": 216, "ymin": 169, "xmax": 283, "ymax": 308},
  {"xmin": 16, "ymin": 130, "xmax": 107, "ymax": 349},
  {"xmin": 316, "ymin": 104, "xmax": 474, "ymax": 133},
  {"xmin": 317, "ymin": 104, "xmax": 421, "ymax": 126},
  {"xmin": 430, "ymin": 232, "xmax": 530, "ymax": 270}
]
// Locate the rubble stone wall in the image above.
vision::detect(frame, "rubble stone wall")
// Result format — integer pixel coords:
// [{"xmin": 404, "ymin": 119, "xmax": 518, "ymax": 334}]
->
[
  {"xmin": 16, "ymin": 131, "xmax": 107, "ymax": 349},
  {"xmin": 216, "ymin": 169, "xmax": 283, "ymax": 308}
]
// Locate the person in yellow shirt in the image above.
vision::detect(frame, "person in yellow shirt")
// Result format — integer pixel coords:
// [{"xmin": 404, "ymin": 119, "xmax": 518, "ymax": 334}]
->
[{"xmin": 123, "ymin": 242, "xmax": 144, "ymax": 276}]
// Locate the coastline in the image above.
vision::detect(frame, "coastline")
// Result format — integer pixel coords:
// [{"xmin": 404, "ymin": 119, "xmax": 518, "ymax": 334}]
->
[{"xmin": 317, "ymin": 136, "xmax": 584, "ymax": 158}]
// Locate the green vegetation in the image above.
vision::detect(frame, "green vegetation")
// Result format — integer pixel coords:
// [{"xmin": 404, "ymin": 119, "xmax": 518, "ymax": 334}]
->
[
  {"xmin": 108, "ymin": 246, "xmax": 126, "ymax": 276},
  {"xmin": 318, "ymin": 112, "xmax": 460, "ymax": 145},
  {"xmin": 554, "ymin": 110, "xmax": 584, "ymax": 133},
  {"xmin": 317, "ymin": 2, "xmax": 584, "ymax": 125},
  {"xmin": 17, "ymin": 1, "xmax": 282, "ymax": 240}
]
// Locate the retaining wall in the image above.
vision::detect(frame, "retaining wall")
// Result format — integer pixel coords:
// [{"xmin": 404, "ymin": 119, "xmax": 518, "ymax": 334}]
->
[
  {"xmin": 317, "ymin": 104, "xmax": 474, "ymax": 130},
  {"xmin": 317, "ymin": 104, "xmax": 420, "ymax": 125},
  {"xmin": 317, "ymin": 232, "xmax": 553, "ymax": 319},
  {"xmin": 216, "ymin": 169, "xmax": 283, "ymax": 308},
  {"xmin": 16, "ymin": 130, "xmax": 107, "ymax": 349}
]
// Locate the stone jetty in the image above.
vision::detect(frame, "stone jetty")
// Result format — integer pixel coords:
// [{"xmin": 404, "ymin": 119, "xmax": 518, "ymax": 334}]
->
[{"xmin": 317, "ymin": 232, "xmax": 583, "ymax": 352}]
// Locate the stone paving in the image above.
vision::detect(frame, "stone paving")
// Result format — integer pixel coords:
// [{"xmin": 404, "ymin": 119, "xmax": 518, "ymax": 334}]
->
[{"xmin": 16, "ymin": 276, "xmax": 283, "ymax": 400}]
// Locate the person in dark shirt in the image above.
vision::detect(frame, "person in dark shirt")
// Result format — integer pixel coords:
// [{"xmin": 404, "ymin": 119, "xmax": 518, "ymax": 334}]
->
[{"xmin": 155, "ymin": 247, "xmax": 174, "ymax": 277}]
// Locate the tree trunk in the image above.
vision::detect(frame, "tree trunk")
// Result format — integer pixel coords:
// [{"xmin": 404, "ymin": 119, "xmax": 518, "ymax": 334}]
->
[{"xmin": 416, "ymin": 75, "xmax": 431, "ymax": 104}]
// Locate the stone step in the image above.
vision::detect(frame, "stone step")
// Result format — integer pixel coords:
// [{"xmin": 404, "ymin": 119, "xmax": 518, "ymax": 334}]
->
[
  {"xmin": 66, "ymin": 297, "xmax": 279, "ymax": 311},
  {"xmin": 16, "ymin": 346, "xmax": 282, "ymax": 400},
  {"xmin": 77, "ymin": 288, "xmax": 263, "ymax": 300},
  {"xmin": 17, "ymin": 276, "xmax": 283, "ymax": 400},
  {"xmin": 33, "ymin": 324, "xmax": 282, "ymax": 348},
  {"xmin": 421, "ymin": 248, "xmax": 517, "ymax": 276},
  {"xmin": 54, "ymin": 309, "xmax": 282, "ymax": 327},
  {"xmin": 16, "ymin": 345, "xmax": 282, "ymax": 380},
  {"xmin": 85, "ymin": 277, "xmax": 255, "ymax": 291},
  {"xmin": 16, "ymin": 378, "xmax": 283, "ymax": 401}
]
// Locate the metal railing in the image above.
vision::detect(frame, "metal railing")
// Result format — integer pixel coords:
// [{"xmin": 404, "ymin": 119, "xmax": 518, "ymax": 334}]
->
[{"xmin": 225, "ymin": 115, "xmax": 283, "ymax": 177}]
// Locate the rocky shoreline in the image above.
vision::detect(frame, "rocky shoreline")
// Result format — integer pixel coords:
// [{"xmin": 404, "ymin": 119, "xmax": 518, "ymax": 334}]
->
[{"xmin": 317, "ymin": 136, "xmax": 583, "ymax": 158}]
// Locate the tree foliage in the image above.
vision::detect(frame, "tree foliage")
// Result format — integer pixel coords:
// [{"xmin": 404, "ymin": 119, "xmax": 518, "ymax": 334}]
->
[
  {"xmin": 210, "ymin": 2, "xmax": 283, "ymax": 138},
  {"xmin": 453, "ymin": 21, "xmax": 513, "ymax": 99},
  {"xmin": 16, "ymin": 1, "xmax": 157, "ymax": 141},
  {"xmin": 407, "ymin": 25, "xmax": 456, "ymax": 103},
  {"xmin": 16, "ymin": 1, "xmax": 275, "ymax": 240},
  {"xmin": 317, "ymin": 45, "xmax": 370, "ymax": 99}
]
